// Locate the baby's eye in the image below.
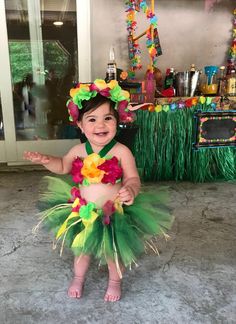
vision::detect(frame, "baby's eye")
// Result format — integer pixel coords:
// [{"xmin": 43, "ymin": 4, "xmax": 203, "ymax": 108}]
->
[
  {"xmin": 105, "ymin": 116, "xmax": 114, "ymax": 121},
  {"xmin": 88, "ymin": 118, "xmax": 96, "ymax": 122}
]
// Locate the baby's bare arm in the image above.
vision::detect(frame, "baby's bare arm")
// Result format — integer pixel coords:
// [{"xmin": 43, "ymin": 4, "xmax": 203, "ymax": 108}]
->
[
  {"xmin": 23, "ymin": 144, "xmax": 84, "ymax": 174},
  {"xmin": 117, "ymin": 145, "xmax": 141, "ymax": 205}
]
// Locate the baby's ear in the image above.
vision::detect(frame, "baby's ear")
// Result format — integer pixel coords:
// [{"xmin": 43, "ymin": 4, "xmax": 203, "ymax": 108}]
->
[{"xmin": 76, "ymin": 121, "xmax": 83, "ymax": 133}]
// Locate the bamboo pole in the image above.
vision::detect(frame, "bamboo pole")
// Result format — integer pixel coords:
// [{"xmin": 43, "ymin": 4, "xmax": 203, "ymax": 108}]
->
[
  {"xmin": 150, "ymin": 0, "xmax": 155, "ymax": 70},
  {"xmin": 133, "ymin": 28, "xmax": 150, "ymax": 41}
]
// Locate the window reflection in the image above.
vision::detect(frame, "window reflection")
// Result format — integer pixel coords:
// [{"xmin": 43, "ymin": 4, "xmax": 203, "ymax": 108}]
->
[{"xmin": 6, "ymin": 0, "xmax": 78, "ymax": 140}]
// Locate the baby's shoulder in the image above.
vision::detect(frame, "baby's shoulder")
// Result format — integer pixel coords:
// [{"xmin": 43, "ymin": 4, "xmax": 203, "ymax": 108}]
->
[
  {"xmin": 66, "ymin": 142, "xmax": 86, "ymax": 159},
  {"xmin": 112, "ymin": 142, "xmax": 133, "ymax": 159}
]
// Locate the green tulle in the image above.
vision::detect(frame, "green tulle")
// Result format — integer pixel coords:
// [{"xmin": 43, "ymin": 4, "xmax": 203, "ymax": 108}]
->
[{"xmin": 37, "ymin": 176, "xmax": 173, "ymax": 268}]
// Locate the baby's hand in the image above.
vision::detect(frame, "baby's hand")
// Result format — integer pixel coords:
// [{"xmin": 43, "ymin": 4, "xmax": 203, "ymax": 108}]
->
[
  {"xmin": 23, "ymin": 151, "xmax": 50, "ymax": 165},
  {"xmin": 118, "ymin": 185, "xmax": 134, "ymax": 206}
]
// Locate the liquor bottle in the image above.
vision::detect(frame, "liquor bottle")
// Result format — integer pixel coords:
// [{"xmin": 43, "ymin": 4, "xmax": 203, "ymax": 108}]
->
[
  {"xmin": 164, "ymin": 68, "xmax": 175, "ymax": 89},
  {"xmin": 226, "ymin": 66, "xmax": 236, "ymax": 96},
  {"xmin": 190, "ymin": 64, "xmax": 196, "ymax": 77},
  {"xmin": 106, "ymin": 46, "xmax": 117, "ymax": 82},
  {"xmin": 217, "ymin": 66, "xmax": 226, "ymax": 96}
]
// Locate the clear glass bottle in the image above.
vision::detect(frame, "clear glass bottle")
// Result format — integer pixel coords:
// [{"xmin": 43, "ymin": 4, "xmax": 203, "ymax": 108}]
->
[
  {"xmin": 217, "ymin": 66, "xmax": 226, "ymax": 96},
  {"xmin": 226, "ymin": 67, "xmax": 236, "ymax": 96},
  {"xmin": 106, "ymin": 46, "xmax": 117, "ymax": 82}
]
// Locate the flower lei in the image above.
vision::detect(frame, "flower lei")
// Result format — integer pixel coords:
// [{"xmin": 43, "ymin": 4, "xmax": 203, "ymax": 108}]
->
[
  {"xmin": 125, "ymin": 0, "xmax": 158, "ymax": 78},
  {"xmin": 67, "ymin": 79, "xmax": 135, "ymax": 124},
  {"xmin": 227, "ymin": 8, "xmax": 236, "ymax": 65},
  {"xmin": 70, "ymin": 153, "xmax": 123, "ymax": 186},
  {"xmin": 126, "ymin": 1, "xmax": 142, "ymax": 76}
]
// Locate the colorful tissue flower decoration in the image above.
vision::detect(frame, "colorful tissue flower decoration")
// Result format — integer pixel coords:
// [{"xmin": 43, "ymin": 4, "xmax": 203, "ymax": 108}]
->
[
  {"xmin": 67, "ymin": 79, "xmax": 134, "ymax": 124},
  {"xmin": 71, "ymin": 153, "xmax": 122, "ymax": 186}
]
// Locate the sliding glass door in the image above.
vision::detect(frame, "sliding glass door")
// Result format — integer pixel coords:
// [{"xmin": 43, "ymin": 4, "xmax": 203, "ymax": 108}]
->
[{"xmin": 0, "ymin": 0, "xmax": 91, "ymax": 164}]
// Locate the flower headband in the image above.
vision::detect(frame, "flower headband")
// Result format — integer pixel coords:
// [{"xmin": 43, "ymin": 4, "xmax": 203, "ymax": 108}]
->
[{"xmin": 67, "ymin": 79, "xmax": 135, "ymax": 123}]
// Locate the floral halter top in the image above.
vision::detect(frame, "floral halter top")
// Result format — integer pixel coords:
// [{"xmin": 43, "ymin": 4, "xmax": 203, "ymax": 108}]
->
[{"xmin": 70, "ymin": 139, "xmax": 123, "ymax": 186}]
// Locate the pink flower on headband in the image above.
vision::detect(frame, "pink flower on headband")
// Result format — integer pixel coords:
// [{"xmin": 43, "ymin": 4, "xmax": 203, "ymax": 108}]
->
[
  {"xmin": 67, "ymin": 100, "xmax": 79, "ymax": 123},
  {"xmin": 118, "ymin": 100, "xmax": 136, "ymax": 123},
  {"xmin": 99, "ymin": 87, "xmax": 111, "ymax": 97}
]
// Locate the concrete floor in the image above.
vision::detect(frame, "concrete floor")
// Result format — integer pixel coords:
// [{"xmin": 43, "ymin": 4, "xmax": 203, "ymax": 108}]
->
[{"xmin": 0, "ymin": 170, "xmax": 236, "ymax": 324}]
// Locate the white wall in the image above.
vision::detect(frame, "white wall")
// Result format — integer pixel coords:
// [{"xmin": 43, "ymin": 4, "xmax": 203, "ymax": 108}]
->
[{"xmin": 91, "ymin": 0, "xmax": 235, "ymax": 79}]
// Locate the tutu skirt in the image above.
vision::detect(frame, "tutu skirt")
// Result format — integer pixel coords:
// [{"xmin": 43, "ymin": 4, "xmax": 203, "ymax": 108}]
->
[{"xmin": 36, "ymin": 176, "xmax": 174, "ymax": 270}]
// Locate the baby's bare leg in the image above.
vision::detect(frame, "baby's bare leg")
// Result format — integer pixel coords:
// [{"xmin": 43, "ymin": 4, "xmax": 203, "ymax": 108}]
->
[
  {"xmin": 68, "ymin": 254, "xmax": 91, "ymax": 299},
  {"xmin": 104, "ymin": 260, "xmax": 123, "ymax": 302}
]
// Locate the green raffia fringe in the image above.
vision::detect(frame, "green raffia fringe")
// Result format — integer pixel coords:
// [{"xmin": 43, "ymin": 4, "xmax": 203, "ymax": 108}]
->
[{"xmin": 134, "ymin": 104, "xmax": 236, "ymax": 182}]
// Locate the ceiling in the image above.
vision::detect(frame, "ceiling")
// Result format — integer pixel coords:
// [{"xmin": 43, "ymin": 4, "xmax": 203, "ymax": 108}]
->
[{"xmin": 6, "ymin": 0, "xmax": 76, "ymax": 25}]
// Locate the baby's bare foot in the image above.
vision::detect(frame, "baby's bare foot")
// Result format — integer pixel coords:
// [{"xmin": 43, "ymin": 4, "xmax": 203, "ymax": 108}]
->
[
  {"xmin": 67, "ymin": 276, "xmax": 84, "ymax": 299},
  {"xmin": 104, "ymin": 279, "xmax": 121, "ymax": 302}
]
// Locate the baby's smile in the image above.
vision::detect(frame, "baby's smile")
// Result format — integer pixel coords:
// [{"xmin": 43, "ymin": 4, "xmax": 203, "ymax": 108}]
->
[{"xmin": 94, "ymin": 131, "xmax": 109, "ymax": 136}]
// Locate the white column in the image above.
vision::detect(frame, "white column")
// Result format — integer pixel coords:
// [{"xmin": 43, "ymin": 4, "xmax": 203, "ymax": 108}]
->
[
  {"xmin": 76, "ymin": 0, "xmax": 92, "ymax": 82},
  {"xmin": 0, "ymin": 0, "xmax": 17, "ymax": 162}
]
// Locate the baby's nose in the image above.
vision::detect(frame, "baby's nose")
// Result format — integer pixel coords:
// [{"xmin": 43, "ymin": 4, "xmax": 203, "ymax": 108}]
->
[{"xmin": 96, "ymin": 119, "xmax": 105, "ymax": 127}]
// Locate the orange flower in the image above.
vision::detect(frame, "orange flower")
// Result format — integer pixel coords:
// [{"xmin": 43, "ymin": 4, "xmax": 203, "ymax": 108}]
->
[
  {"xmin": 70, "ymin": 84, "xmax": 90, "ymax": 98},
  {"xmin": 81, "ymin": 153, "xmax": 105, "ymax": 183},
  {"xmin": 120, "ymin": 71, "xmax": 128, "ymax": 80}
]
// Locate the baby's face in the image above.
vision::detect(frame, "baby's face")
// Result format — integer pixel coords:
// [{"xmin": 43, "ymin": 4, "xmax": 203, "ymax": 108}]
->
[{"xmin": 78, "ymin": 103, "xmax": 117, "ymax": 149}]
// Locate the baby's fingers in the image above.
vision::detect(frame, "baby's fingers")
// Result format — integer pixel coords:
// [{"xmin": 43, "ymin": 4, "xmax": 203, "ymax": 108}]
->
[
  {"xmin": 23, "ymin": 151, "xmax": 49, "ymax": 164},
  {"xmin": 23, "ymin": 151, "xmax": 37, "ymax": 161}
]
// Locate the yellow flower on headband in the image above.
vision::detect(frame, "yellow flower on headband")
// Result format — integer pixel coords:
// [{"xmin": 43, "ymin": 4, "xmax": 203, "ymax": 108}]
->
[
  {"xmin": 94, "ymin": 79, "xmax": 108, "ymax": 90},
  {"xmin": 70, "ymin": 87, "xmax": 80, "ymax": 98},
  {"xmin": 81, "ymin": 153, "xmax": 105, "ymax": 183},
  {"xmin": 70, "ymin": 84, "xmax": 90, "ymax": 98},
  {"xmin": 107, "ymin": 80, "xmax": 118, "ymax": 90},
  {"xmin": 121, "ymin": 89, "xmax": 130, "ymax": 100}
]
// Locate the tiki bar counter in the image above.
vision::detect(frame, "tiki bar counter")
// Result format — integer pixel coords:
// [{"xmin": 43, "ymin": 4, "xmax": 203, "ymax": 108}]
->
[
  {"xmin": 121, "ymin": 3, "xmax": 236, "ymax": 183},
  {"xmin": 132, "ymin": 96, "xmax": 236, "ymax": 183}
]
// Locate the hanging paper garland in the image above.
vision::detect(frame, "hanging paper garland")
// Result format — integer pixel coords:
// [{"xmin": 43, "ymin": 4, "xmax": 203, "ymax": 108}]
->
[
  {"xmin": 227, "ymin": 8, "xmax": 236, "ymax": 64},
  {"xmin": 125, "ymin": 0, "xmax": 160, "ymax": 77},
  {"xmin": 126, "ymin": 1, "xmax": 142, "ymax": 77},
  {"xmin": 137, "ymin": 96, "xmax": 222, "ymax": 113},
  {"xmin": 139, "ymin": 1, "xmax": 158, "ymax": 68}
]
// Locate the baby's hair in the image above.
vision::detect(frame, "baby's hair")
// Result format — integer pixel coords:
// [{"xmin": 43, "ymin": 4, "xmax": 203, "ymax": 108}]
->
[{"xmin": 78, "ymin": 93, "xmax": 119, "ymax": 123}]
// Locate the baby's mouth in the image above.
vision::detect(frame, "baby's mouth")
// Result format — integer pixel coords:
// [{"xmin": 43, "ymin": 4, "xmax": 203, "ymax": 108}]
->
[{"xmin": 94, "ymin": 132, "xmax": 108, "ymax": 136}]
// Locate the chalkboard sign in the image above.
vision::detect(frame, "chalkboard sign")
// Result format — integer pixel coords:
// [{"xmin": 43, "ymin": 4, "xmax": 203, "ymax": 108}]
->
[{"xmin": 194, "ymin": 111, "xmax": 236, "ymax": 149}]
